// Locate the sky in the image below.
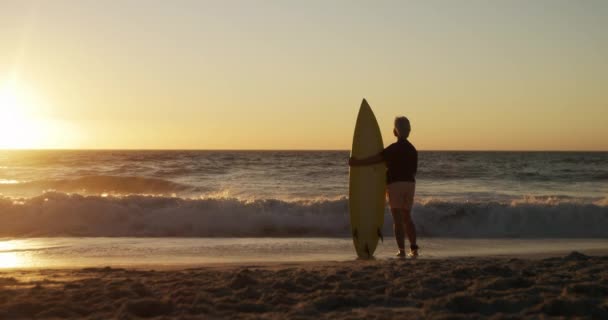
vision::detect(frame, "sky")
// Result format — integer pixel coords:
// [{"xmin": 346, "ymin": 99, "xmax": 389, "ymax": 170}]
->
[{"xmin": 0, "ymin": 0, "xmax": 606, "ymax": 150}]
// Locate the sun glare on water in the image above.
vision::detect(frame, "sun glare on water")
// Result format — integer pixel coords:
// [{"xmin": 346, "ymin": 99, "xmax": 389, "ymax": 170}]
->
[
  {"xmin": 0, "ymin": 241, "xmax": 26, "ymax": 269},
  {"xmin": 0, "ymin": 80, "xmax": 48, "ymax": 149}
]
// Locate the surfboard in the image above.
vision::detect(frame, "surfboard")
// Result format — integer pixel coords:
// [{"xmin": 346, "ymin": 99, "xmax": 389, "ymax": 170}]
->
[{"xmin": 349, "ymin": 99, "xmax": 386, "ymax": 259}]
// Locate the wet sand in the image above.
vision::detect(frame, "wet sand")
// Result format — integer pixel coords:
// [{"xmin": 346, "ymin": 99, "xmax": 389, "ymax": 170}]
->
[{"xmin": 1, "ymin": 252, "xmax": 607, "ymax": 319}]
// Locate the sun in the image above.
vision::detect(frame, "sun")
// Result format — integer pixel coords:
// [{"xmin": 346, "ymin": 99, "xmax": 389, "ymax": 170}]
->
[{"xmin": 0, "ymin": 80, "xmax": 45, "ymax": 149}]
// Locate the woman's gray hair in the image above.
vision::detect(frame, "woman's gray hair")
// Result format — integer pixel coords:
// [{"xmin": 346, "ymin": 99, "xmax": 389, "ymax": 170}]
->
[{"xmin": 394, "ymin": 116, "xmax": 411, "ymax": 138}]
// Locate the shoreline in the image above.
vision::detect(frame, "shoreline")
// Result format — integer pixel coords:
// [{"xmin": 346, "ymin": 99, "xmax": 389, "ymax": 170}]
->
[
  {"xmin": 1, "ymin": 251, "xmax": 607, "ymax": 319},
  {"xmin": 0, "ymin": 238, "xmax": 608, "ymax": 275}
]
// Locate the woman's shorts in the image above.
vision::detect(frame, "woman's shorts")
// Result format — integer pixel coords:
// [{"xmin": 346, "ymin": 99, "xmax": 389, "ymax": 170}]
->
[{"xmin": 386, "ymin": 181, "xmax": 416, "ymax": 210}]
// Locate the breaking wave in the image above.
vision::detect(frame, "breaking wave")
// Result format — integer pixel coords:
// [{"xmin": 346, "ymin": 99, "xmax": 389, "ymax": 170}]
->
[{"xmin": 0, "ymin": 192, "xmax": 607, "ymax": 238}]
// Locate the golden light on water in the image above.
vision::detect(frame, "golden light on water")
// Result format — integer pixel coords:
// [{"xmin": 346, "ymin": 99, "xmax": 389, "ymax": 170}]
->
[
  {"xmin": 0, "ymin": 252, "xmax": 24, "ymax": 269},
  {"xmin": 0, "ymin": 241, "xmax": 27, "ymax": 269},
  {"xmin": 0, "ymin": 240, "xmax": 17, "ymax": 251}
]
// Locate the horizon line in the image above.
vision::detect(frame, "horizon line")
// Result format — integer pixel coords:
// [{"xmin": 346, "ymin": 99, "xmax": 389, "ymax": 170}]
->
[{"xmin": 0, "ymin": 148, "xmax": 606, "ymax": 152}]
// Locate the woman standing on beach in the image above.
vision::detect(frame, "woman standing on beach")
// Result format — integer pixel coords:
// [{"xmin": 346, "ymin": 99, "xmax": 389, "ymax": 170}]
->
[{"xmin": 349, "ymin": 116, "xmax": 419, "ymax": 257}]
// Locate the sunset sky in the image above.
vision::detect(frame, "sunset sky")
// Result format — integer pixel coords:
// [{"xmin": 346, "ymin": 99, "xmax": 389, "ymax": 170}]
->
[{"xmin": 0, "ymin": 0, "xmax": 606, "ymax": 150}]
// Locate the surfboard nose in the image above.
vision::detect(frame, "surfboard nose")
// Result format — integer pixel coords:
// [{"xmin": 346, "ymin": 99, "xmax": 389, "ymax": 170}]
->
[{"xmin": 360, "ymin": 98, "xmax": 371, "ymax": 112}]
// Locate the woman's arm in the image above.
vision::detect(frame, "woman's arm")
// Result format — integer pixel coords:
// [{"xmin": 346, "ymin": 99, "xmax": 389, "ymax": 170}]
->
[{"xmin": 348, "ymin": 153, "xmax": 384, "ymax": 166}]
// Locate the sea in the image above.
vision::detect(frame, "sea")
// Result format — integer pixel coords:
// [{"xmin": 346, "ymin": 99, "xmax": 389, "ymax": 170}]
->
[{"xmin": 0, "ymin": 150, "xmax": 607, "ymax": 268}]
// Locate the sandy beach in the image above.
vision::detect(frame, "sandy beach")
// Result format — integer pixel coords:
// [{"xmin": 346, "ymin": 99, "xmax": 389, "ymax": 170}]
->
[{"xmin": 1, "ymin": 252, "xmax": 607, "ymax": 319}]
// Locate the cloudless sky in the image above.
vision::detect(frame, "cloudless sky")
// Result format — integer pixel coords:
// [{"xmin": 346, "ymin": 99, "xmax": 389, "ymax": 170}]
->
[{"xmin": 0, "ymin": 0, "xmax": 606, "ymax": 150}]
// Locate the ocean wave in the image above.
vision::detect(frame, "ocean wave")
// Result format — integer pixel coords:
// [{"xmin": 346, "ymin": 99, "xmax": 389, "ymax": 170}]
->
[
  {"xmin": 0, "ymin": 175, "xmax": 195, "ymax": 195},
  {"xmin": 0, "ymin": 192, "xmax": 607, "ymax": 238},
  {"xmin": 417, "ymin": 169, "xmax": 608, "ymax": 182}
]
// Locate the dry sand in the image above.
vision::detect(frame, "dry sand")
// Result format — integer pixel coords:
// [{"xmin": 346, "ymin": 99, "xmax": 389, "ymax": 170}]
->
[{"xmin": 1, "ymin": 252, "xmax": 607, "ymax": 319}]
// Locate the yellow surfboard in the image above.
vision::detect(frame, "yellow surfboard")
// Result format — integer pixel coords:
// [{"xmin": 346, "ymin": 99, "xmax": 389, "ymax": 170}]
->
[{"xmin": 349, "ymin": 99, "xmax": 386, "ymax": 259}]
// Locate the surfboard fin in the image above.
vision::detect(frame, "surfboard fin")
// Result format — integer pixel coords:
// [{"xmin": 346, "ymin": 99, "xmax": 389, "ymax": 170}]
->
[
  {"xmin": 353, "ymin": 229, "xmax": 358, "ymax": 240},
  {"xmin": 377, "ymin": 228, "xmax": 383, "ymax": 242}
]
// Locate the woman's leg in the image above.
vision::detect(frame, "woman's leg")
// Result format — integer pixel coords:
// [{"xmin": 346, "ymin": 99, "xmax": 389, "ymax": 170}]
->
[
  {"xmin": 391, "ymin": 208, "xmax": 405, "ymax": 251},
  {"xmin": 403, "ymin": 208, "xmax": 417, "ymax": 249}
]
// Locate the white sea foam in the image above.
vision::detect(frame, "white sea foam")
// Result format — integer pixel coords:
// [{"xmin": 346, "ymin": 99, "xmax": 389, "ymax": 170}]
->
[{"xmin": 0, "ymin": 192, "xmax": 606, "ymax": 238}]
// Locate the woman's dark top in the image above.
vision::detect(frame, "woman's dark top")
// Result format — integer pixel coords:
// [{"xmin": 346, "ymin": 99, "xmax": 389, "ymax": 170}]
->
[{"xmin": 380, "ymin": 139, "xmax": 418, "ymax": 184}]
